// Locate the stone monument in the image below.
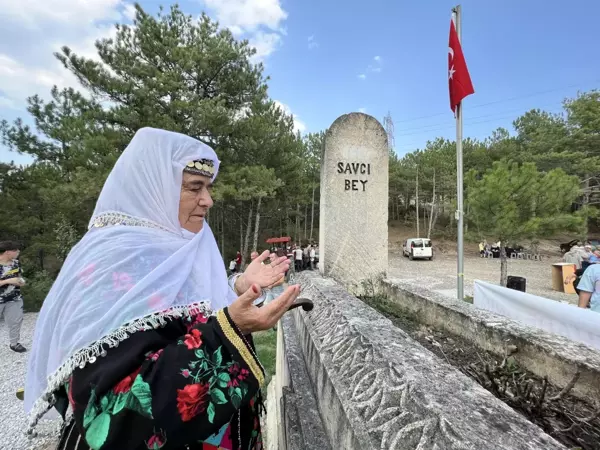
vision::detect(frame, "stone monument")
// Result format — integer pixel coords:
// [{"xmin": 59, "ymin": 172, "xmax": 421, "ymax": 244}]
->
[{"xmin": 319, "ymin": 112, "xmax": 388, "ymax": 293}]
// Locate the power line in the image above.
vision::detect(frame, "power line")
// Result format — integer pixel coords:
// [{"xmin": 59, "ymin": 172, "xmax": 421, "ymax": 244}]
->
[
  {"xmin": 395, "ymin": 101, "xmax": 564, "ymax": 136},
  {"xmin": 391, "ymin": 79, "xmax": 600, "ymax": 124}
]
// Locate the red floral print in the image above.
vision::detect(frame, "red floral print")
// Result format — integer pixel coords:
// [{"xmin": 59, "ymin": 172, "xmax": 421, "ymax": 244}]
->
[
  {"xmin": 176, "ymin": 383, "xmax": 209, "ymax": 422},
  {"xmin": 181, "ymin": 369, "xmax": 190, "ymax": 378},
  {"xmin": 185, "ymin": 312, "xmax": 209, "ymax": 332},
  {"xmin": 227, "ymin": 364, "xmax": 249, "ymax": 387},
  {"xmin": 145, "ymin": 429, "xmax": 167, "ymax": 449},
  {"xmin": 183, "ymin": 329, "xmax": 203, "ymax": 350},
  {"xmin": 146, "ymin": 349, "xmax": 164, "ymax": 362},
  {"xmin": 113, "ymin": 366, "xmax": 142, "ymax": 394},
  {"xmin": 67, "ymin": 377, "xmax": 76, "ymax": 409}
]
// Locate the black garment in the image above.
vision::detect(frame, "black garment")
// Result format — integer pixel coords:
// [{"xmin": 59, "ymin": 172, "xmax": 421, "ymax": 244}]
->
[
  {"xmin": 53, "ymin": 307, "xmax": 264, "ymax": 450},
  {"xmin": 0, "ymin": 259, "xmax": 22, "ymax": 304}
]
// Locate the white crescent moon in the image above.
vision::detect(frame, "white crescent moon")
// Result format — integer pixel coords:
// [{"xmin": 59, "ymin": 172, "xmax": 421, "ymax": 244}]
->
[{"xmin": 448, "ymin": 47, "xmax": 454, "ymax": 60}]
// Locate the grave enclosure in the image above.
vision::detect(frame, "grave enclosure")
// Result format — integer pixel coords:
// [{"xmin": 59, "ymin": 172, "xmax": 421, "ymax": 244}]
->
[{"xmin": 268, "ymin": 112, "xmax": 600, "ymax": 450}]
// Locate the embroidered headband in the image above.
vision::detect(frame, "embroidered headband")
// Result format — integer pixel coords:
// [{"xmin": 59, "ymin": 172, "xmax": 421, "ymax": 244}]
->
[{"xmin": 184, "ymin": 159, "xmax": 216, "ymax": 177}]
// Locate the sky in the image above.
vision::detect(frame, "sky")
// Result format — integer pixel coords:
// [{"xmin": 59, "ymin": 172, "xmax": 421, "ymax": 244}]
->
[{"xmin": 1, "ymin": 0, "xmax": 599, "ymax": 166}]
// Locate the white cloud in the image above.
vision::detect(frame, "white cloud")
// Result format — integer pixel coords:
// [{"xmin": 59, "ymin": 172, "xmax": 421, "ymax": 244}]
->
[
  {"xmin": 249, "ymin": 32, "xmax": 283, "ymax": 62},
  {"xmin": 123, "ymin": 3, "xmax": 137, "ymax": 21},
  {"xmin": 0, "ymin": 0, "xmax": 123, "ymax": 27},
  {"xmin": 274, "ymin": 100, "xmax": 306, "ymax": 134},
  {"xmin": 0, "ymin": 96, "xmax": 17, "ymax": 110},
  {"xmin": 358, "ymin": 107, "xmax": 367, "ymax": 113},
  {"xmin": 203, "ymin": 0, "xmax": 287, "ymax": 34},
  {"xmin": 307, "ymin": 35, "xmax": 319, "ymax": 50},
  {"xmin": 0, "ymin": 1, "xmax": 135, "ymax": 111},
  {"xmin": 202, "ymin": 0, "xmax": 288, "ymax": 62},
  {"xmin": 358, "ymin": 55, "xmax": 383, "ymax": 80}
]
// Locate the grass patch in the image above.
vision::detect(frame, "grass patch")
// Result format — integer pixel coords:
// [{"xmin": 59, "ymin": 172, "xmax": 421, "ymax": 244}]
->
[{"xmin": 253, "ymin": 328, "xmax": 277, "ymax": 388}]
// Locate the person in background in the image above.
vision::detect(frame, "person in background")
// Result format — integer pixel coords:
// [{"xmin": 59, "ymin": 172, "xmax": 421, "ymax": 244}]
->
[
  {"xmin": 228, "ymin": 258, "xmax": 237, "ymax": 275},
  {"xmin": 303, "ymin": 244, "xmax": 310, "ymax": 270},
  {"xmin": 564, "ymin": 244, "xmax": 586, "ymax": 269},
  {"xmin": 294, "ymin": 245, "xmax": 303, "ymax": 272},
  {"xmin": 309, "ymin": 246, "xmax": 316, "ymax": 270},
  {"xmin": 250, "ymin": 251, "xmax": 259, "ymax": 262},
  {"xmin": 484, "ymin": 242, "xmax": 492, "ymax": 258},
  {"xmin": 589, "ymin": 247, "xmax": 600, "ymax": 263},
  {"xmin": 577, "ymin": 263, "xmax": 600, "ymax": 312},
  {"xmin": 479, "ymin": 241, "xmax": 485, "ymax": 257},
  {"xmin": 0, "ymin": 241, "xmax": 27, "ymax": 353},
  {"xmin": 235, "ymin": 251, "xmax": 242, "ymax": 271}
]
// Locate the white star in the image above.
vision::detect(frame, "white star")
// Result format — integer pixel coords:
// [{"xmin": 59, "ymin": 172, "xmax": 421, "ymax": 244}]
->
[{"xmin": 448, "ymin": 64, "xmax": 455, "ymax": 80}]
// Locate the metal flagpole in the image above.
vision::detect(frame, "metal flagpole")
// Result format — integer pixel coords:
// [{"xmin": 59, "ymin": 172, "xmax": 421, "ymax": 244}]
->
[{"xmin": 453, "ymin": 4, "xmax": 464, "ymax": 301}]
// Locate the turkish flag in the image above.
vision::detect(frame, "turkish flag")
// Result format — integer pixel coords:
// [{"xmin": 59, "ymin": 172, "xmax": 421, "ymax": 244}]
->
[{"xmin": 448, "ymin": 18, "xmax": 474, "ymax": 113}]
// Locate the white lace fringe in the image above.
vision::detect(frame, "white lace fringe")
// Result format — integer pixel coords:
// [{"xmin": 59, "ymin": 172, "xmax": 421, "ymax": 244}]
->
[{"xmin": 27, "ymin": 301, "xmax": 212, "ymax": 437}]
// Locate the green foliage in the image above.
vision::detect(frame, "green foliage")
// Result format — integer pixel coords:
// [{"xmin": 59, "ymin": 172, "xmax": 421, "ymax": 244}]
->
[
  {"xmin": 0, "ymin": 4, "xmax": 321, "ymax": 311},
  {"xmin": 22, "ymin": 270, "xmax": 55, "ymax": 312},
  {"xmin": 393, "ymin": 90, "xmax": 600, "ymax": 237},
  {"xmin": 466, "ymin": 161, "xmax": 583, "ymax": 244}
]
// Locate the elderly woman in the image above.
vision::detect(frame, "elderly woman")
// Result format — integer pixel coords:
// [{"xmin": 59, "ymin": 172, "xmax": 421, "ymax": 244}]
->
[{"xmin": 25, "ymin": 128, "xmax": 298, "ymax": 450}]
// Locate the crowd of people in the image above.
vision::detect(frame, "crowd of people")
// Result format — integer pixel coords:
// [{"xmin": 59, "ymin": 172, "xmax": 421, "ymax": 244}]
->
[
  {"xmin": 561, "ymin": 242, "xmax": 600, "ymax": 313},
  {"xmin": 228, "ymin": 243, "xmax": 319, "ymax": 278},
  {"xmin": 292, "ymin": 243, "xmax": 319, "ymax": 272}
]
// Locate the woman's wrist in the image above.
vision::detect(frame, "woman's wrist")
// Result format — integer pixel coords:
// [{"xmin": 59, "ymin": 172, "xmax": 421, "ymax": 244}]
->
[{"xmin": 234, "ymin": 274, "xmax": 249, "ymax": 295}]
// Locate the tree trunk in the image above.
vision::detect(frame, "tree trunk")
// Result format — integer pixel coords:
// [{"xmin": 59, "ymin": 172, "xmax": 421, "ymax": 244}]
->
[
  {"xmin": 582, "ymin": 175, "xmax": 591, "ymax": 237},
  {"xmin": 242, "ymin": 202, "xmax": 253, "ymax": 268},
  {"xmin": 416, "ymin": 168, "xmax": 420, "ymax": 237},
  {"xmin": 310, "ymin": 184, "xmax": 316, "ymax": 241},
  {"xmin": 252, "ymin": 197, "xmax": 262, "ymax": 253},
  {"xmin": 304, "ymin": 204, "xmax": 308, "ymax": 242},
  {"xmin": 500, "ymin": 243, "xmax": 508, "ymax": 287},
  {"xmin": 239, "ymin": 208, "xmax": 243, "ymax": 255},
  {"xmin": 427, "ymin": 169, "xmax": 436, "ymax": 239},
  {"xmin": 295, "ymin": 202, "xmax": 300, "ymax": 244}
]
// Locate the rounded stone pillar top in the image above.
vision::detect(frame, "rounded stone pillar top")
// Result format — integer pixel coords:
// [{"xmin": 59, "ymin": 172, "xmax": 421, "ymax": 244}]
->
[{"xmin": 324, "ymin": 113, "xmax": 387, "ymax": 154}]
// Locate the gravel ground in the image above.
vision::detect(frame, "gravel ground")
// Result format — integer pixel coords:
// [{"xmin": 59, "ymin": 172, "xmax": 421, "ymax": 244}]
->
[
  {"xmin": 388, "ymin": 251, "xmax": 576, "ymax": 304},
  {"xmin": 0, "ymin": 313, "xmax": 60, "ymax": 450}
]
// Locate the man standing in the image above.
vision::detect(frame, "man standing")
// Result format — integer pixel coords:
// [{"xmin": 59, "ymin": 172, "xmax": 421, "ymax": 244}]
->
[
  {"xmin": 0, "ymin": 241, "xmax": 26, "ymax": 352},
  {"xmin": 294, "ymin": 245, "xmax": 303, "ymax": 272}
]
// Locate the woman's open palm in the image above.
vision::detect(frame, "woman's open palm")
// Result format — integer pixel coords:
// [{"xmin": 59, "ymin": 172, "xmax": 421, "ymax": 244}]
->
[
  {"xmin": 229, "ymin": 284, "xmax": 300, "ymax": 334},
  {"xmin": 241, "ymin": 250, "xmax": 290, "ymax": 290}
]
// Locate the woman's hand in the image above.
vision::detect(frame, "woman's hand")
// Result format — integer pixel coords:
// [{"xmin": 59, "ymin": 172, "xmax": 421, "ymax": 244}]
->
[
  {"xmin": 235, "ymin": 250, "xmax": 290, "ymax": 294},
  {"xmin": 228, "ymin": 283, "xmax": 300, "ymax": 335}
]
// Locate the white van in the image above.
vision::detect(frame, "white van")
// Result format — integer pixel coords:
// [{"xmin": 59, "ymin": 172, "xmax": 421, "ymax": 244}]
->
[{"xmin": 402, "ymin": 238, "xmax": 433, "ymax": 261}]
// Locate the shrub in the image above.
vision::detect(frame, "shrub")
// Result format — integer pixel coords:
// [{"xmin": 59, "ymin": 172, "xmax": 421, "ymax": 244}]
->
[{"xmin": 22, "ymin": 270, "xmax": 54, "ymax": 312}]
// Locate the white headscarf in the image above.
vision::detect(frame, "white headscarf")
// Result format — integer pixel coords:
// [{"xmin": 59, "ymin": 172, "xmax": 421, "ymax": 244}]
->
[{"xmin": 25, "ymin": 128, "xmax": 237, "ymax": 422}]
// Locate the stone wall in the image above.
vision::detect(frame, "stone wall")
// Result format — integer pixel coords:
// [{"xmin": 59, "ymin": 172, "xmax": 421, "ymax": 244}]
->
[
  {"xmin": 382, "ymin": 278, "xmax": 600, "ymax": 401},
  {"xmin": 273, "ymin": 272, "xmax": 565, "ymax": 449}
]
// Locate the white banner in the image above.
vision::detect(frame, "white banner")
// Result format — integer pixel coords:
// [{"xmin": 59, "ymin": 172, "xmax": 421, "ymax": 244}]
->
[{"xmin": 473, "ymin": 280, "xmax": 600, "ymax": 351}]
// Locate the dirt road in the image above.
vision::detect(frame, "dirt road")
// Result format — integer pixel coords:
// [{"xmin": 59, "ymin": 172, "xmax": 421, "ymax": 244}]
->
[{"xmin": 388, "ymin": 251, "xmax": 575, "ymax": 304}]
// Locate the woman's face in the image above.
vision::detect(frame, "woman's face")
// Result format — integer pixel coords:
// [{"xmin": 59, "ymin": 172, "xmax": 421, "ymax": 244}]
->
[{"xmin": 179, "ymin": 172, "xmax": 214, "ymax": 233}]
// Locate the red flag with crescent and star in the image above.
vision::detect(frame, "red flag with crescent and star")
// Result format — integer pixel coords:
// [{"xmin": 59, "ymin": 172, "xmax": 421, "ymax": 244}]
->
[{"xmin": 448, "ymin": 18, "xmax": 474, "ymax": 113}]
